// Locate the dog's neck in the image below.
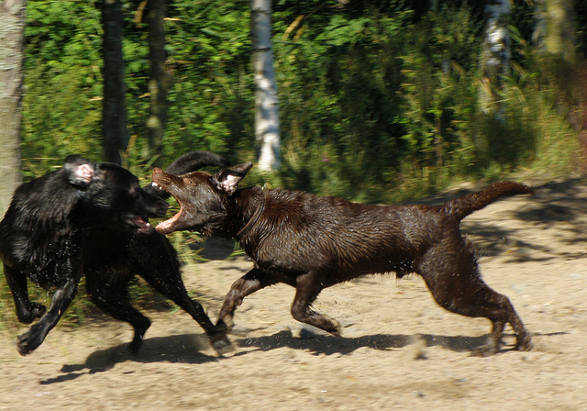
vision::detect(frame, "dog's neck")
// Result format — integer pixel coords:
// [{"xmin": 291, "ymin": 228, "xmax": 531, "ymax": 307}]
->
[{"xmin": 232, "ymin": 186, "xmax": 266, "ymax": 240}]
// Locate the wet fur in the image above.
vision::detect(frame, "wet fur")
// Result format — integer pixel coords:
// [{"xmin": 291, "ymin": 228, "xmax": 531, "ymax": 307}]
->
[
  {"xmin": 0, "ymin": 154, "xmax": 230, "ymax": 355},
  {"xmin": 153, "ymin": 163, "xmax": 533, "ymax": 356}
]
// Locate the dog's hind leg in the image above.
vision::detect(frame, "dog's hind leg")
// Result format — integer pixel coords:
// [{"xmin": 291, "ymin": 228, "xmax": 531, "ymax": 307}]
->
[
  {"xmin": 418, "ymin": 243, "xmax": 531, "ymax": 355},
  {"xmin": 138, "ymin": 264, "xmax": 233, "ymax": 354},
  {"xmin": 290, "ymin": 271, "xmax": 341, "ymax": 335},
  {"xmin": 86, "ymin": 272, "xmax": 151, "ymax": 354},
  {"xmin": 129, "ymin": 234, "xmax": 232, "ymax": 353},
  {"xmin": 216, "ymin": 268, "xmax": 279, "ymax": 332},
  {"xmin": 16, "ymin": 277, "xmax": 79, "ymax": 355},
  {"xmin": 465, "ymin": 287, "xmax": 531, "ymax": 356},
  {"xmin": 3, "ymin": 265, "xmax": 46, "ymax": 324}
]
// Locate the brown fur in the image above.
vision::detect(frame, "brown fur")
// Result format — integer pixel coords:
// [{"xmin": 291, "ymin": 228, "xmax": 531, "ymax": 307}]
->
[{"xmin": 153, "ymin": 163, "xmax": 533, "ymax": 355}]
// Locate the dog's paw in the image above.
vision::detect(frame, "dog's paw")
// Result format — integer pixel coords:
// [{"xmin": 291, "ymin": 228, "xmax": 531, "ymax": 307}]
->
[
  {"xmin": 16, "ymin": 327, "xmax": 45, "ymax": 356},
  {"xmin": 209, "ymin": 333, "xmax": 234, "ymax": 356},
  {"xmin": 218, "ymin": 315, "xmax": 234, "ymax": 331},
  {"xmin": 327, "ymin": 319, "xmax": 342, "ymax": 337},
  {"xmin": 127, "ymin": 338, "xmax": 143, "ymax": 355},
  {"xmin": 515, "ymin": 335, "xmax": 533, "ymax": 352},
  {"xmin": 16, "ymin": 303, "xmax": 47, "ymax": 324},
  {"xmin": 127, "ymin": 321, "xmax": 150, "ymax": 355}
]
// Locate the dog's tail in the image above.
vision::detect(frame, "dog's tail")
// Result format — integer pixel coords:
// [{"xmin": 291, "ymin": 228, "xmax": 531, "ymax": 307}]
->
[
  {"xmin": 441, "ymin": 181, "xmax": 533, "ymax": 221},
  {"xmin": 166, "ymin": 151, "xmax": 228, "ymax": 175}
]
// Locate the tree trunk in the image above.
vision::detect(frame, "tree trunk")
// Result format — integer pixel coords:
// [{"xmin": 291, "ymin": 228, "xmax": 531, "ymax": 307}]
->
[
  {"xmin": 479, "ymin": 0, "xmax": 511, "ymax": 116},
  {"xmin": 145, "ymin": 0, "xmax": 171, "ymax": 164},
  {"xmin": 0, "ymin": 0, "xmax": 26, "ymax": 215},
  {"xmin": 102, "ymin": 0, "xmax": 127, "ymax": 165},
  {"xmin": 534, "ymin": 0, "xmax": 575, "ymax": 63},
  {"xmin": 251, "ymin": 0, "xmax": 280, "ymax": 172}
]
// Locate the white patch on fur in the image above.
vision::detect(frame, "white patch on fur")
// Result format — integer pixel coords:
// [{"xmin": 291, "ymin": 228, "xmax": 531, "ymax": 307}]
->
[
  {"xmin": 75, "ymin": 164, "xmax": 94, "ymax": 183},
  {"xmin": 220, "ymin": 175, "xmax": 240, "ymax": 193}
]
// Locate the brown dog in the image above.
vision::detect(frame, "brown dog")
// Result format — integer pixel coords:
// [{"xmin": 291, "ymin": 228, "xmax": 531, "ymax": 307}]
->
[{"xmin": 152, "ymin": 163, "xmax": 533, "ymax": 355}]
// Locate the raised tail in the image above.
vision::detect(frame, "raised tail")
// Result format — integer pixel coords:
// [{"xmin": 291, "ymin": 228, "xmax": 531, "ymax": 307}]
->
[
  {"xmin": 165, "ymin": 151, "xmax": 228, "ymax": 175},
  {"xmin": 441, "ymin": 181, "xmax": 533, "ymax": 221}
]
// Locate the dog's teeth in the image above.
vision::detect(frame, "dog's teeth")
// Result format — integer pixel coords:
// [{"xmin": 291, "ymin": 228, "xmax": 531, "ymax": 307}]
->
[{"xmin": 152, "ymin": 182, "xmax": 159, "ymax": 188}]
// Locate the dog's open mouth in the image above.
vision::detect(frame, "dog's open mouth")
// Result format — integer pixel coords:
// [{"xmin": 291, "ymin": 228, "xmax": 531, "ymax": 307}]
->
[
  {"xmin": 126, "ymin": 215, "xmax": 153, "ymax": 234},
  {"xmin": 151, "ymin": 168, "xmax": 187, "ymax": 235},
  {"xmin": 155, "ymin": 207, "xmax": 184, "ymax": 235}
]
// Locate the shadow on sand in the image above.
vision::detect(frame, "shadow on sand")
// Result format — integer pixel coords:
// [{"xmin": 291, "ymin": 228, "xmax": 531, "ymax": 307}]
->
[
  {"xmin": 40, "ymin": 328, "xmax": 567, "ymax": 385},
  {"xmin": 434, "ymin": 178, "xmax": 585, "ymax": 263},
  {"xmin": 236, "ymin": 329, "xmax": 489, "ymax": 356},
  {"xmin": 40, "ymin": 333, "xmax": 217, "ymax": 385}
]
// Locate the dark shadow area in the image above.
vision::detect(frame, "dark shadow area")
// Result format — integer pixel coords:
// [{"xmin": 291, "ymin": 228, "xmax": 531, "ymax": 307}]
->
[
  {"xmin": 441, "ymin": 178, "xmax": 585, "ymax": 263},
  {"xmin": 236, "ymin": 329, "xmax": 486, "ymax": 356},
  {"xmin": 39, "ymin": 328, "xmax": 569, "ymax": 385},
  {"xmin": 236, "ymin": 329, "xmax": 569, "ymax": 357},
  {"xmin": 189, "ymin": 237, "xmax": 236, "ymax": 260},
  {"xmin": 40, "ymin": 333, "xmax": 218, "ymax": 385},
  {"xmin": 218, "ymin": 265, "xmax": 250, "ymax": 273}
]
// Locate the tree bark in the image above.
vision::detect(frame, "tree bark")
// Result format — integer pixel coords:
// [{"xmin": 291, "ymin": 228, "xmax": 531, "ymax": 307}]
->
[
  {"xmin": 251, "ymin": 0, "xmax": 280, "ymax": 172},
  {"xmin": 102, "ymin": 0, "xmax": 127, "ymax": 165},
  {"xmin": 145, "ymin": 0, "xmax": 171, "ymax": 164},
  {"xmin": 0, "ymin": 0, "xmax": 26, "ymax": 215},
  {"xmin": 479, "ymin": 0, "xmax": 511, "ymax": 116}
]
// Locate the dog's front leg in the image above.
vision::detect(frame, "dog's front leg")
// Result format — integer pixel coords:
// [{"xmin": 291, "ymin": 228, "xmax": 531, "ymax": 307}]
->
[
  {"xmin": 16, "ymin": 276, "xmax": 79, "ymax": 356},
  {"xmin": 216, "ymin": 268, "xmax": 278, "ymax": 333},
  {"xmin": 3, "ymin": 265, "xmax": 46, "ymax": 324},
  {"xmin": 290, "ymin": 271, "xmax": 341, "ymax": 335}
]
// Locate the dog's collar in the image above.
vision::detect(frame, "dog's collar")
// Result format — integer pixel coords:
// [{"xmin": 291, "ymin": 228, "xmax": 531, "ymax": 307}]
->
[{"xmin": 235, "ymin": 189, "xmax": 266, "ymax": 238}]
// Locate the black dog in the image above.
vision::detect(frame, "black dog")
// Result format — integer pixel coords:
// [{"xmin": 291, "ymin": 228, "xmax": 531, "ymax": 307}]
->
[
  {"xmin": 152, "ymin": 162, "xmax": 533, "ymax": 355},
  {"xmin": 0, "ymin": 153, "xmax": 230, "ymax": 355}
]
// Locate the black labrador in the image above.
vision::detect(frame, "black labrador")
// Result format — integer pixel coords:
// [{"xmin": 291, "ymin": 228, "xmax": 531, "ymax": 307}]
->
[
  {"xmin": 0, "ymin": 152, "xmax": 230, "ymax": 355},
  {"xmin": 152, "ymin": 162, "xmax": 533, "ymax": 356}
]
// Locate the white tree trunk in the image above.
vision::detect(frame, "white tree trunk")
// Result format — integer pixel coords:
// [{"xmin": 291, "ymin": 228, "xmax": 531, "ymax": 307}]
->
[
  {"xmin": 0, "ymin": 0, "xmax": 26, "ymax": 215},
  {"xmin": 251, "ymin": 0, "xmax": 280, "ymax": 172},
  {"xmin": 479, "ymin": 0, "xmax": 511, "ymax": 116}
]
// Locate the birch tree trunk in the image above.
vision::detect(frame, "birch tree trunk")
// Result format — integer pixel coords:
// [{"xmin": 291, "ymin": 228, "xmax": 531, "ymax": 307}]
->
[
  {"xmin": 102, "ymin": 0, "xmax": 127, "ymax": 165},
  {"xmin": 145, "ymin": 0, "xmax": 171, "ymax": 164},
  {"xmin": 479, "ymin": 0, "xmax": 511, "ymax": 116},
  {"xmin": 251, "ymin": 0, "xmax": 280, "ymax": 172},
  {"xmin": 0, "ymin": 0, "xmax": 26, "ymax": 215}
]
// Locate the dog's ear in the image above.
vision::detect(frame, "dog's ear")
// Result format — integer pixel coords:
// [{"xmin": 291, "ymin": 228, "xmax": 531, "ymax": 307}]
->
[
  {"xmin": 211, "ymin": 162, "xmax": 253, "ymax": 195},
  {"xmin": 63, "ymin": 155, "xmax": 94, "ymax": 188}
]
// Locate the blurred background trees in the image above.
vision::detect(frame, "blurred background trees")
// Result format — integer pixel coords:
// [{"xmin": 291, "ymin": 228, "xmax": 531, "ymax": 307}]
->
[
  {"xmin": 0, "ymin": 0, "xmax": 584, "ymax": 326},
  {"xmin": 13, "ymin": 0, "xmax": 586, "ymax": 201},
  {"xmin": 0, "ymin": 0, "xmax": 26, "ymax": 215}
]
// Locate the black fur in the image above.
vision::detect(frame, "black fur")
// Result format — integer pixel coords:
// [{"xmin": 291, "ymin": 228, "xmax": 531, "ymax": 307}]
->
[{"xmin": 0, "ymin": 154, "xmax": 231, "ymax": 355}]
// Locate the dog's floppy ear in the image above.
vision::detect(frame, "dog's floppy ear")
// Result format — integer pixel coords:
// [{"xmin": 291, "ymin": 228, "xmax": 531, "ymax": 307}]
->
[
  {"xmin": 63, "ymin": 155, "xmax": 94, "ymax": 188},
  {"xmin": 211, "ymin": 162, "xmax": 253, "ymax": 195}
]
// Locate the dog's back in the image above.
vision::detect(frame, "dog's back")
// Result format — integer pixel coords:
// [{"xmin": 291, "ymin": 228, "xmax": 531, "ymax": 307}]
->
[
  {"xmin": 152, "ymin": 162, "xmax": 534, "ymax": 355},
  {"xmin": 235, "ymin": 187, "xmax": 446, "ymax": 280}
]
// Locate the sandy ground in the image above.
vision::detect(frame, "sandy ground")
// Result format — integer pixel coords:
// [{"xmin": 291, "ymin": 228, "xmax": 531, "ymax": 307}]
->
[{"xmin": 0, "ymin": 177, "xmax": 585, "ymax": 410}]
